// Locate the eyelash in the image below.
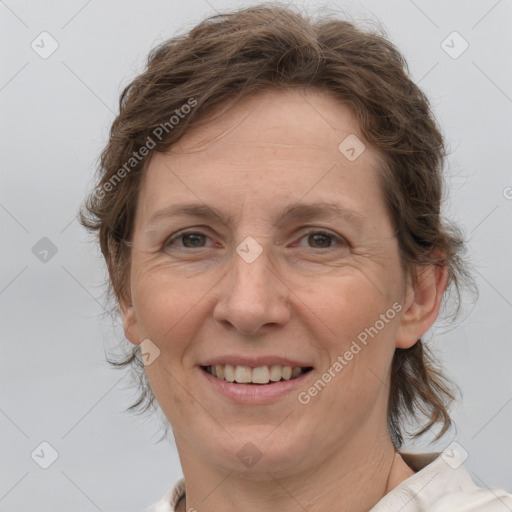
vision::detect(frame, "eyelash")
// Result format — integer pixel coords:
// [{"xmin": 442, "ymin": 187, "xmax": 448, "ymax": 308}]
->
[{"xmin": 164, "ymin": 229, "xmax": 348, "ymax": 251}]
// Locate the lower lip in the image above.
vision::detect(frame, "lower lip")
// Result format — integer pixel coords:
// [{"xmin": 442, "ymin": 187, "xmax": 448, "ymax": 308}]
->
[{"xmin": 199, "ymin": 367, "xmax": 313, "ymax": 404}]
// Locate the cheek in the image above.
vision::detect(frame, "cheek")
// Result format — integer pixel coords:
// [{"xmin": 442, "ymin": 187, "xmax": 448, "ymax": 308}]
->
[
  {"xmin": 305, "ymin": 274, "xmax": 401, "ymax": 394},
  {"xmin": 303, "ymin": 288, "xmax": 399, "ymax": 429},
  {"xmin": 132, "ymin": 267, "xmax": 208, "ymax": 343},
  {"xmin": 310, "ymin": 271, "xmax": 400, "ymax": 338}
]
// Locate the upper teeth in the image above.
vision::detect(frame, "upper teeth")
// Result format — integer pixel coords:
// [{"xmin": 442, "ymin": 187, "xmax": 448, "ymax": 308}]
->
[{"xmin": 207, "ymin": 364, "xmax": 306, "ymax": 384}]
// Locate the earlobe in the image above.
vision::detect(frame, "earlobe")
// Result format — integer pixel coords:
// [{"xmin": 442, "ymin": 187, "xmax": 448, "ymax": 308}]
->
[
  {"xmin": 395, "ymin": 262, "xmax": 448, "ymax": 349},
  {"xmin": 120, "ymin": 298, "xmax": 141, "ymax": 346}
]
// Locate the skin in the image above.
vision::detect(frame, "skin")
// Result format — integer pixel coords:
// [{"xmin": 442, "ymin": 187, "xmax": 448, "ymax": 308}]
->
[{"xmin": 121, "ymin": 87, "xmax": 447, "ymax": 512}]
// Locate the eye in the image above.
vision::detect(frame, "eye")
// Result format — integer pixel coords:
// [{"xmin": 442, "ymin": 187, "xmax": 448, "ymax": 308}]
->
[
  {"xmin": 163, "ymin": 229, "xmax": 347, "ymax": 251},
  {"xmin": 294, "ymin": 230, "xmax": 347, "ymax": 250},
  {"xmin": 164, "ymin": 231, "xmax": 213, "ymax": 249}
]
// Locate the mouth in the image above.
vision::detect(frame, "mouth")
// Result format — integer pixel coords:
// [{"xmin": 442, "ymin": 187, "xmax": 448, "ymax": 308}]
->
[{"xmin": 201, "ymin": 364, "xmax": 314, "ymax": 385}]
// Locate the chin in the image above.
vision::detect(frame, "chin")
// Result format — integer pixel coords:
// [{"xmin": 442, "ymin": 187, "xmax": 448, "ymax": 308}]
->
[{"xmin": 200, "ymin": 428, "xmax": 312, "ymax": 477}]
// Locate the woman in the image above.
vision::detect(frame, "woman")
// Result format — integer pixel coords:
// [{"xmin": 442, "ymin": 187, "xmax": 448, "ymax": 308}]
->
[{"xmin": 80, "ymin": 4, "xmax": 512, "ymax": 511}]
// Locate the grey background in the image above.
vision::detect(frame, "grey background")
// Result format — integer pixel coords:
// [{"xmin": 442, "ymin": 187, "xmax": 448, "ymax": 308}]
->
[{"xmin": 1, "ymin": 0, "xmax": 511, "ymax": 510}]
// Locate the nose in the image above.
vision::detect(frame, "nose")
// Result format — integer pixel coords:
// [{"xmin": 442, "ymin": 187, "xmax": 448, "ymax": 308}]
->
[{"xmin": 212, "ymin": 241, "xmax": 291, "ymax": 335}]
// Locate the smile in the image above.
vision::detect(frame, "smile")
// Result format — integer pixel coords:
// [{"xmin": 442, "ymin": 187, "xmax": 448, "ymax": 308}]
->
[{"xmin": 202, "ymin": 364, "xmax": 313, "ymax": 384}]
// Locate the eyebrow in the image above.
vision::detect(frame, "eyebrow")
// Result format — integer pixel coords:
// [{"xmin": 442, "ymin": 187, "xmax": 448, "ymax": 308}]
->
[{"xmin": 145, "ymin": 201, "xmax": 366, "ymax": 230}]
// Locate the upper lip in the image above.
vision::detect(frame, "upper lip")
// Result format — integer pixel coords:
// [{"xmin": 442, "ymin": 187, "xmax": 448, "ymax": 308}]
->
[{"xmin": 200, "ymin": 356, "xmax": 313, "ymax": 368}]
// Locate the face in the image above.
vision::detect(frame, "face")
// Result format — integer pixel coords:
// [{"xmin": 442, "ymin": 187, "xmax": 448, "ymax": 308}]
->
[{"xmin": 121, "ymin": 87, "xmax": 423, "ymax": 477}]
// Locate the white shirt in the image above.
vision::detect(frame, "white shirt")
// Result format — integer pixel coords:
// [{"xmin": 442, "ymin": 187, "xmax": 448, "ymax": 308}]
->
[{"xmin": 144, "ymin": 452, "xmax": 512, "ymax": 511}]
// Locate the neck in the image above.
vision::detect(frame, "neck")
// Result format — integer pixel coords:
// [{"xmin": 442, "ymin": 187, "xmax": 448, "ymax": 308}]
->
[{"xmin": 174, "ymin": 423, "xmax": 415, "ymax": 512}]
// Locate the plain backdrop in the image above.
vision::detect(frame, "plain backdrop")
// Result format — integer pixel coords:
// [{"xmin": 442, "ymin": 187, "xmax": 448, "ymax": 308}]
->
[{"xmin": 1, "ymin": 0, "xmax": 511, "ymax": 510}]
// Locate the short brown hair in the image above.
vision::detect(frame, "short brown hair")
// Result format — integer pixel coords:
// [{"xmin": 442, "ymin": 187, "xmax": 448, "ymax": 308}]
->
[{"xmin": 80, "ymin": 3, "xmax": 473, "ymax": 447}]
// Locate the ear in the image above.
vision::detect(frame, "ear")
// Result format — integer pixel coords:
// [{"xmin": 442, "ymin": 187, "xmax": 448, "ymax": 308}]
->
[
  {"xmin": 119, "ymin": 296, "xmax": 142, "ymax": 347},
  {"xmin": 395, "ymin": 258, "xmax": 448, "ymax": 349}
]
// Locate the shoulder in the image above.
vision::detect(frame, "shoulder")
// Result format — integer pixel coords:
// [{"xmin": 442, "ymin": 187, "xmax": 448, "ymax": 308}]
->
[
  {"xmin": 143, "ymin": 477, "xmax": 186, "ymax": 512},
  {"xmin": 430, "ymin": 486, "xmax": 512, "ymax": 511},
  {"xmin": 370, "ymin": 452, "xmax": 512, "ymax": 512}
]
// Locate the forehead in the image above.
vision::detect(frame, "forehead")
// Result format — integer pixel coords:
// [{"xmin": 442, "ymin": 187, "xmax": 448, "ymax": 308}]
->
[
  {"xmin": 171, "ymin": 87, "xmax": 378, "ymax": 160},
  {"xmin": 137, "ymin": 87, "xmax": 389, "ymax": 228}
]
